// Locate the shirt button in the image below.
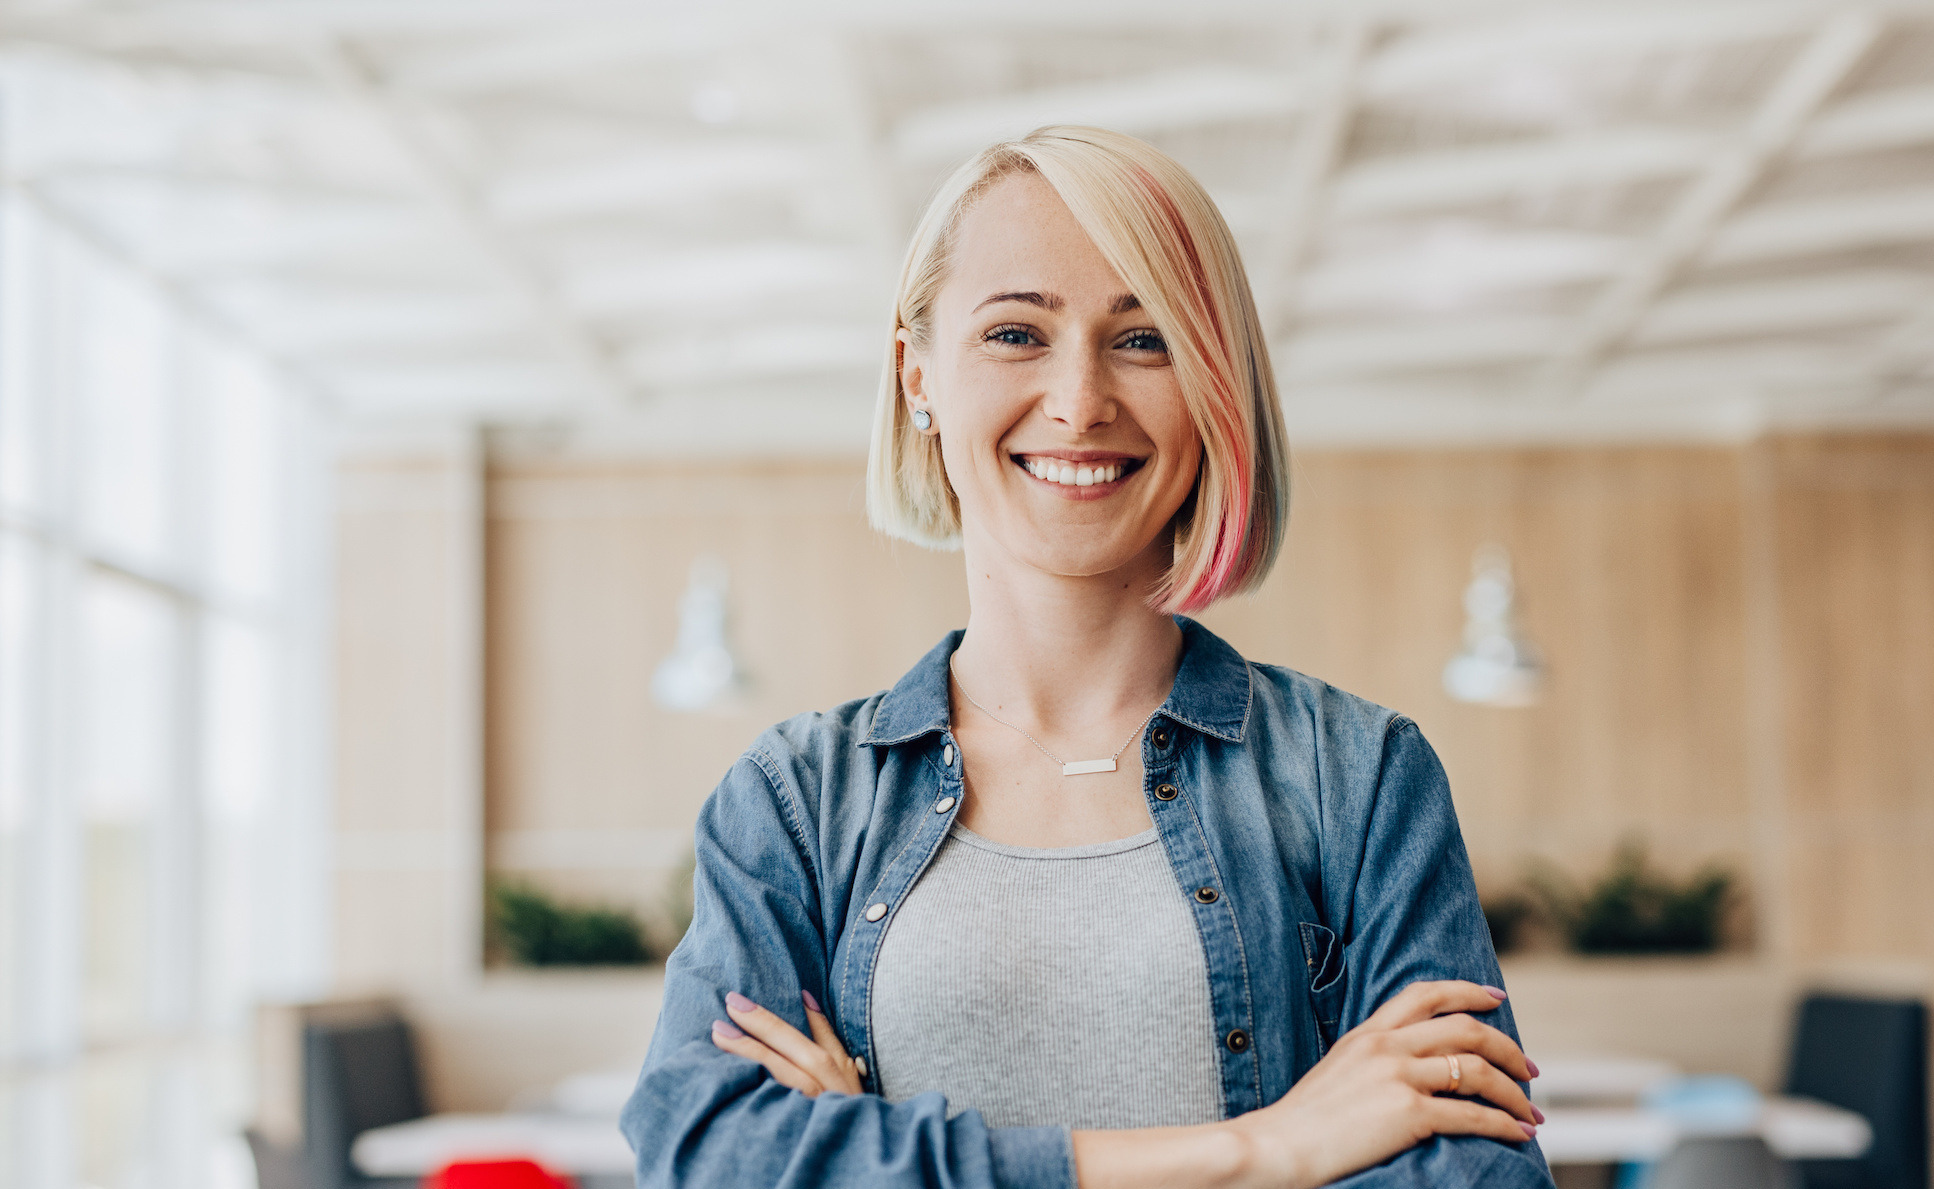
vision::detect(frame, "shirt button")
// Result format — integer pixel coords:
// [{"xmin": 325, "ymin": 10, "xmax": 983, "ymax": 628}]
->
[
  {"xmin": 1152, "ymin": 729, "xmax": 1169, "ymax": 749},
  {"xmin": 855, "ymin": 1055, "xmax": 868, "ymax": 1077},
  {"xmin": 1155, "ymin": 784, "xmax": 1178, "ymax": 801},
  {"xmin": 935, "ymin": 796, "xmax": 956, "ymax": 814},
  {"xmin": 942, "ymin": 744, "xmax": 954, "ymax": 766},
  {"xmin": 865, "ymin": 902, "xmax": 888, "ymax": 922},
  {"xmin": 1225, "ymin": 1029, "xmax": 1251, "ymax": 1053},
  {"xmin": 1194, "ymin": 886, "xmax": 1219, "ymax": 904}
]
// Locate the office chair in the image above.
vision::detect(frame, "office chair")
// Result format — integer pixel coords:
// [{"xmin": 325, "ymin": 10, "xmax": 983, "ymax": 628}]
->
[
  {"xmin": 302, "ymin": 1010, "xmax": 429, "ymax": 1189},
  {"xmin": 1785, "ymin": 994, "xmax": 1928, "ymax": 1189}
]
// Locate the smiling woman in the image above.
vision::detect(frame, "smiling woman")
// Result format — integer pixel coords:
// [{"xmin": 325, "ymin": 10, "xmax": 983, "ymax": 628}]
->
[
  {"xmin": 868, "ymin": 127, "xmax": 1286, "ymax": 615},
  {"xmin": 620, "ymin": 127, "xmax": 1556, "ymax": 1189}
]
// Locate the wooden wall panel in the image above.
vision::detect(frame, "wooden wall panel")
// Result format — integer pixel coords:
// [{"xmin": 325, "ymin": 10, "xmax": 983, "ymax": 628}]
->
[
  {"xmin": 451, "ymin": 435, "xmax": 1933, "ymax": 974},
  {"xmin": 333, "ymin": 446, "xmax": 484, "ymax": 991},
  {"xmin": 1201, "ymin": 448, "xmax": 1754, "ymax": 899},
  {"xmin": 483, "ymin": 460, "xmax": 966, "ymax": 917},
  {"xmin": 336, "ymin": 459, "xmax": 470, "ymax": 834},
  {"xmin": 1771, "ymin": 435, "xmax": 1934, "ymax": 961}
]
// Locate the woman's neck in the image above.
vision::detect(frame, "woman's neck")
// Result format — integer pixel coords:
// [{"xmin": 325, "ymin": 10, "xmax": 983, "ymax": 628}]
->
[{"xmin": 950, "ymin": 533, "xmax": 1184, "ymax": 735}]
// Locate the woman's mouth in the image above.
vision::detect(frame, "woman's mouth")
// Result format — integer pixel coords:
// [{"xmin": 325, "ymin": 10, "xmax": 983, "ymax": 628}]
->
[{"xmin": 1012, "ymin": 454, "xmax": 1144, "ymax": 490}]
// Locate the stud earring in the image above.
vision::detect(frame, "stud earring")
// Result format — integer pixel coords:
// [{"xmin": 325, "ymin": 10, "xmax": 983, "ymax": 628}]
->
[{"xmin": 912, "ymin": 409, "xmax": 932, "ymax": 431}]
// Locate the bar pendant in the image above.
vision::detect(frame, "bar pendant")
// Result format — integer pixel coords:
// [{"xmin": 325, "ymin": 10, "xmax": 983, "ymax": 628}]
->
[{"xmin": 1061, "ymin": 758, "xmax": 1117, "ymax": 776}]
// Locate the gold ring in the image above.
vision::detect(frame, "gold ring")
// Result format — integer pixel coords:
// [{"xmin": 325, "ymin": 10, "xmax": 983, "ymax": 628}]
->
[{"xmin": 1444, "ymin": 1054, "xmax": 1461, "ymax": 1092}]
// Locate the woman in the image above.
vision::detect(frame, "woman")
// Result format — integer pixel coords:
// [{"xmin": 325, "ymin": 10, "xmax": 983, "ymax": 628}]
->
[{"xmin": 621, "ymin": 127, "xmax": 1554, "ymax": 1189}]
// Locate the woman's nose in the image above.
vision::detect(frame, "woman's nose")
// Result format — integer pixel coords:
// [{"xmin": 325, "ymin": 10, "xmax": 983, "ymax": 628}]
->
[{"xmin": 1040, "ymin": 347, "xmax": 1117, "ymax": 434}]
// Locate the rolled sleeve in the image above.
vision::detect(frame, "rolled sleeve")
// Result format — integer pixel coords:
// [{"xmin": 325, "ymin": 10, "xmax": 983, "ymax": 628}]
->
[
  {"xmin": 1330, "ymin": 1134, "xmax": 1555, "ymax": 1189},
  {"xmin": 1326, "ymin": 720, "xmax": 1556, "ymax": 1189},
  {"xmin": 620, "ymin": 751, "xmax": 1075, "ymax": 1189}
]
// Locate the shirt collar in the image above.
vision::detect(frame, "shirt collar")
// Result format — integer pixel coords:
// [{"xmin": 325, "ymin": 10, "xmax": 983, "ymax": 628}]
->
[{"xmin": 860, "ymin": 616, "xmax": 1251, "ymax": 747}]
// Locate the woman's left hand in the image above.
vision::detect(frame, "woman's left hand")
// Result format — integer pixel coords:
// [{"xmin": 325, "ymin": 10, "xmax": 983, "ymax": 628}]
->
[{"xmin": 710, "ymin": 990, "xmax": 863, "ymax": 1097}]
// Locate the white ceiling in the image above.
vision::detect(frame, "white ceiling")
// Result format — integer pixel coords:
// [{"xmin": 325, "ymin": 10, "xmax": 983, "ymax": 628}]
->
[{"xmin": 4, "ymin": 0, "xmax": 1934, "ymax": 451}]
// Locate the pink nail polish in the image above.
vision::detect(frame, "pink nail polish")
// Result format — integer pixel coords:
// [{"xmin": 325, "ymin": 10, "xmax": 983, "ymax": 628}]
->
[
  {"xmin": 1482, "ymin": 985, "xmax": 1507, "ymax": 999},
  {"xmin": 801, "ymin": 989, "xmax": 821, "ymax": 1013},
  {"xmin": 1527, "ymin": 1059, "xmax": 1541, "ymax": 1079},
  {"xmin": 1519, "ymin": 1122, "xmax": 1537, "ymax": 1140},
  {"xmin": 1532, "ymin": 1106, "xmax": 1546, "ymax": 1125},
  {"xmin": 713, "ymin": 1019, "xmax": 744, "ymax": 1039},
  {"xmin": 726, "ymin": 991, "xmax": 756, "ymax": 1013}
]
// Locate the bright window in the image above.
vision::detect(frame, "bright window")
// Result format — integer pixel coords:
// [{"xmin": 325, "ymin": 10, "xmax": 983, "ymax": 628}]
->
[{"xmin": 0, "ymin": 161, "xmax": 331, "ymax": 1189}]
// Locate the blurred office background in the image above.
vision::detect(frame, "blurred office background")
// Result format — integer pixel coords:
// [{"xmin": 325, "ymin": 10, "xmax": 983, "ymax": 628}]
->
[{"xmin": 1, "ymin": 2, "xmax": 1931, "ymax": 1187}]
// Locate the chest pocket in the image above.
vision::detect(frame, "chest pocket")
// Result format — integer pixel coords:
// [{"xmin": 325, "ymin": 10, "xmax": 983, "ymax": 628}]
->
[{"xmin": 1297, "ymin": 922, "xmax": 1347, "ymax": 1054}]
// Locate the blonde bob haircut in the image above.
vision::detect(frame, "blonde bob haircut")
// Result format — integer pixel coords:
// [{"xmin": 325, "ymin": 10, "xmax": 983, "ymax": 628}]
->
[{"xmin": 865, "ymin": 126, "xmax": 1289, "ymax": 614}]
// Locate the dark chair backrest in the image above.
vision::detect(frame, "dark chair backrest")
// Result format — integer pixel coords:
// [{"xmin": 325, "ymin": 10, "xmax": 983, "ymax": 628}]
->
[
  {"xmin": 303, "ymin": 1011, "xmax": 429, "ymax": 1189},
  {"xmin": 1785, "ymin": 993, "xmax": 1928, "ymax": 1189}
]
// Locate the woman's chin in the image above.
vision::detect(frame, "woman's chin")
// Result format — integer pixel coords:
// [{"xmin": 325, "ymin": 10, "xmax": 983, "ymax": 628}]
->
[{"xmin": 1008, "ymin": 540, "xmax": 1160, "ymax": 584}]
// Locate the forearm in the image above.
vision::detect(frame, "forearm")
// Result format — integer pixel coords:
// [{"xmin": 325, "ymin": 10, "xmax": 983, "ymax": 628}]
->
[
  {"xmin": 629, "ymin": 1060, "xmax": 1070, "ymax": 1188},
  {"xmin": 1075, "ymin": 1122, "xmax": 1546, "ymax": 1189},
  {"xmin": 1071, "ymin": 1121, "xmax": 1267, "ymax": 1189}
]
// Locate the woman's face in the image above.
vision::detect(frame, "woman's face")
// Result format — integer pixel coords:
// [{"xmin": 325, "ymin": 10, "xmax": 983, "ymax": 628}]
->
[{"xmin": 902, "ymin": 172, "xmax": 1202, "ymax": 583}]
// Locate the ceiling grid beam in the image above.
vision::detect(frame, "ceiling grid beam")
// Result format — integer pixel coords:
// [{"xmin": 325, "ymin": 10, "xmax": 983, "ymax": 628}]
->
[
  {"xmin": 805, "ymin": 33, "xmax": 907, "ymax": 289},
  {"xmin": 310, "ymin": 38, "xmax": 637, "ymax": 409},
  {"xmin": 5, "ymin": 176, "xmax": 342, "ymax": 416},
  {"xmin": 1262, "ymin": 19, "xmax": 1372, "ymax": 335},
  {"xmin": 1, "ymin": 6, "xmax": 1928, "ymax": 437},
  {"xmin": 1855, "ymin": 288, "xmax": 1934, "ymax": 401},
  {"xmin": 1534, "ymin": 10, "xmax": 1884, "ymax": 399}
]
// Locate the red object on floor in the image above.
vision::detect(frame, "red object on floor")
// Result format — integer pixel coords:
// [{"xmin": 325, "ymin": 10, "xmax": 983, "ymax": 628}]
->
[{"xmin": 423, "ymin": 1158, "xmax": 577, "ymax": 1189}]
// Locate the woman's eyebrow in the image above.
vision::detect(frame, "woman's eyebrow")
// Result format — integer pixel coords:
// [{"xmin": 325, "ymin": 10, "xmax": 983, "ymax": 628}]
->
[
  {"xmin": 971, "ymin": 291, "xmax": 1143, "ymax": 314},
  {"xmin": 975, "ymin": 290, "xmax": 1062, "ymax": 313}
]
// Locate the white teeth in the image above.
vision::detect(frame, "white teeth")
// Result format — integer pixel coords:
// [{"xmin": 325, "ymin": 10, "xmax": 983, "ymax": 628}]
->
[{"xmin": 1024, "ymin": 458, "xmax": 1130, "ymax": 485}]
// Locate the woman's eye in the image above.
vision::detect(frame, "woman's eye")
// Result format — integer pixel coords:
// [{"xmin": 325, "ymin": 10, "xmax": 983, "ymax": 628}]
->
[
  {"xmin": 985, "ymin": 326, "xmax": 1036, "ymax": 347},
  {"xmin": 1121, "ymin": 331, "xmax": 1168, "ymax": 353}
]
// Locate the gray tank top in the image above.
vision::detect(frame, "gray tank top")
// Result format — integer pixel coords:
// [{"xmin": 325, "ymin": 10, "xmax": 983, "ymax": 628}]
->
[{"xmin": 870, "ymin": 822, "xmax": 1224, "ymax": 1130}]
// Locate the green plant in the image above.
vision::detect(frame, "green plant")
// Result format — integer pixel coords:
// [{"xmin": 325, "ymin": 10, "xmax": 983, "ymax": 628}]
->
[
  {"xmin": 1482, "ymin": 894, "xmax": 1534, "ymax": 955},
  {"xmin": 1527, "ymin": 840, "xmax": 1734, "ymax": 954},
  {"xmin": 489, "ymin": 882, "xmax": 652, "ymax": 966}
]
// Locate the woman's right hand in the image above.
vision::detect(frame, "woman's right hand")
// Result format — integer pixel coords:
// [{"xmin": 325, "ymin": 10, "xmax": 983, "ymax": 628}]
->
[{"xmin": 1227, "ymin": 980, "xmax": 1541, "ymax": 1189}]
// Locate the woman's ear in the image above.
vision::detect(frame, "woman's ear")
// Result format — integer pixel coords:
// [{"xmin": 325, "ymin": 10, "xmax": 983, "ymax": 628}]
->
[{"xmin": 897, "ymin": 328, "xmax": 933, "ymax": 430}]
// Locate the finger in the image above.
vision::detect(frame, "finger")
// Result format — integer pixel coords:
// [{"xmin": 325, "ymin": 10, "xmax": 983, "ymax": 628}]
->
[
  {"xmin": 710, "ymin": 1022, "xmax": 822, "ymax": 1095},
  {"xmin": 1420, "ymin": 1095, "xmax": 1539, "ymax": 1146},
  {"xmin": 800, "ymin": 991, "xmax": 851, "ymax": 1060},
  {"xmin": 1364, "ymin": 980, "xmax": 1507, "ymax": 1031},
  {"xmin": 726, "ymin": 993, "xmax": 845, "ymax": 1085},
  {"xmin": 1407, "ymin": 1053, "xmax": 1538, "ymax": 1124},
  {"xmin": 1400, "ymin": 1014, "xmax": 1534, "ymax": 1082}
]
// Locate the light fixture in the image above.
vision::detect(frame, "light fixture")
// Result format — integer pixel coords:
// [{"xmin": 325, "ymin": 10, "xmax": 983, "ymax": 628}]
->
[
  {"xmin": 1442, "ymin": 544, "xmax": 1544, "ymax": 708},
  {"xmin": 652, "ymin": 555, "xmax": 745, "ymax": 712}
]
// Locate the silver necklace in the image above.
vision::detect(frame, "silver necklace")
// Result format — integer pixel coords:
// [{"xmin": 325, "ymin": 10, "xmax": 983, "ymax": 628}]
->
[{"xmin": 949, "ymin": 659, "xmax": 1158, "ymax": 777}]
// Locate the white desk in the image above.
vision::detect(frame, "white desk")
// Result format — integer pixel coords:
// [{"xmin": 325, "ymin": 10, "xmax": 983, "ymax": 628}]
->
[
  {"xmin": 1529, "ymin": 1056, "xmax": 1680, "ymax": 1105},
  {"xmin": 1539, "ymin": 1097, "xmax": 1873, "ymax": 1165},
  {"xmin": 350, "ymin": 1074, "xmax": 1872, "ymax": 1175},
  {"xmin": 352, "ymin": 1113, "xmax": 634, "ymax": 1178}
]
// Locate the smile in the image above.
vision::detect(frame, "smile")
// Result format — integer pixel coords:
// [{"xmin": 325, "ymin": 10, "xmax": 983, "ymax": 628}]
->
[{"xmin": 1013, "ymin": 454, "xmax": 1143, "ymax": 489}]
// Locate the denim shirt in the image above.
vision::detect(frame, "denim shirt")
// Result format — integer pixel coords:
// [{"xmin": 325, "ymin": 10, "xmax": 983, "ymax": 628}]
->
[{"xmin": 622, "ymin": 618, "xmax": 1556, "ymax": 1189}]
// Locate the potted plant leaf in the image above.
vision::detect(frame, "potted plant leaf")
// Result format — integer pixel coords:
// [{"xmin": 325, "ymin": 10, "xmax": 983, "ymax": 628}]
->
[
  {"xmin": 489, "ymin": 881, "xmax": 654, "ymax": 966},
  {"xmin": 1526, "ymin": 840, "xmax": 1735, "ymax": 955}
]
